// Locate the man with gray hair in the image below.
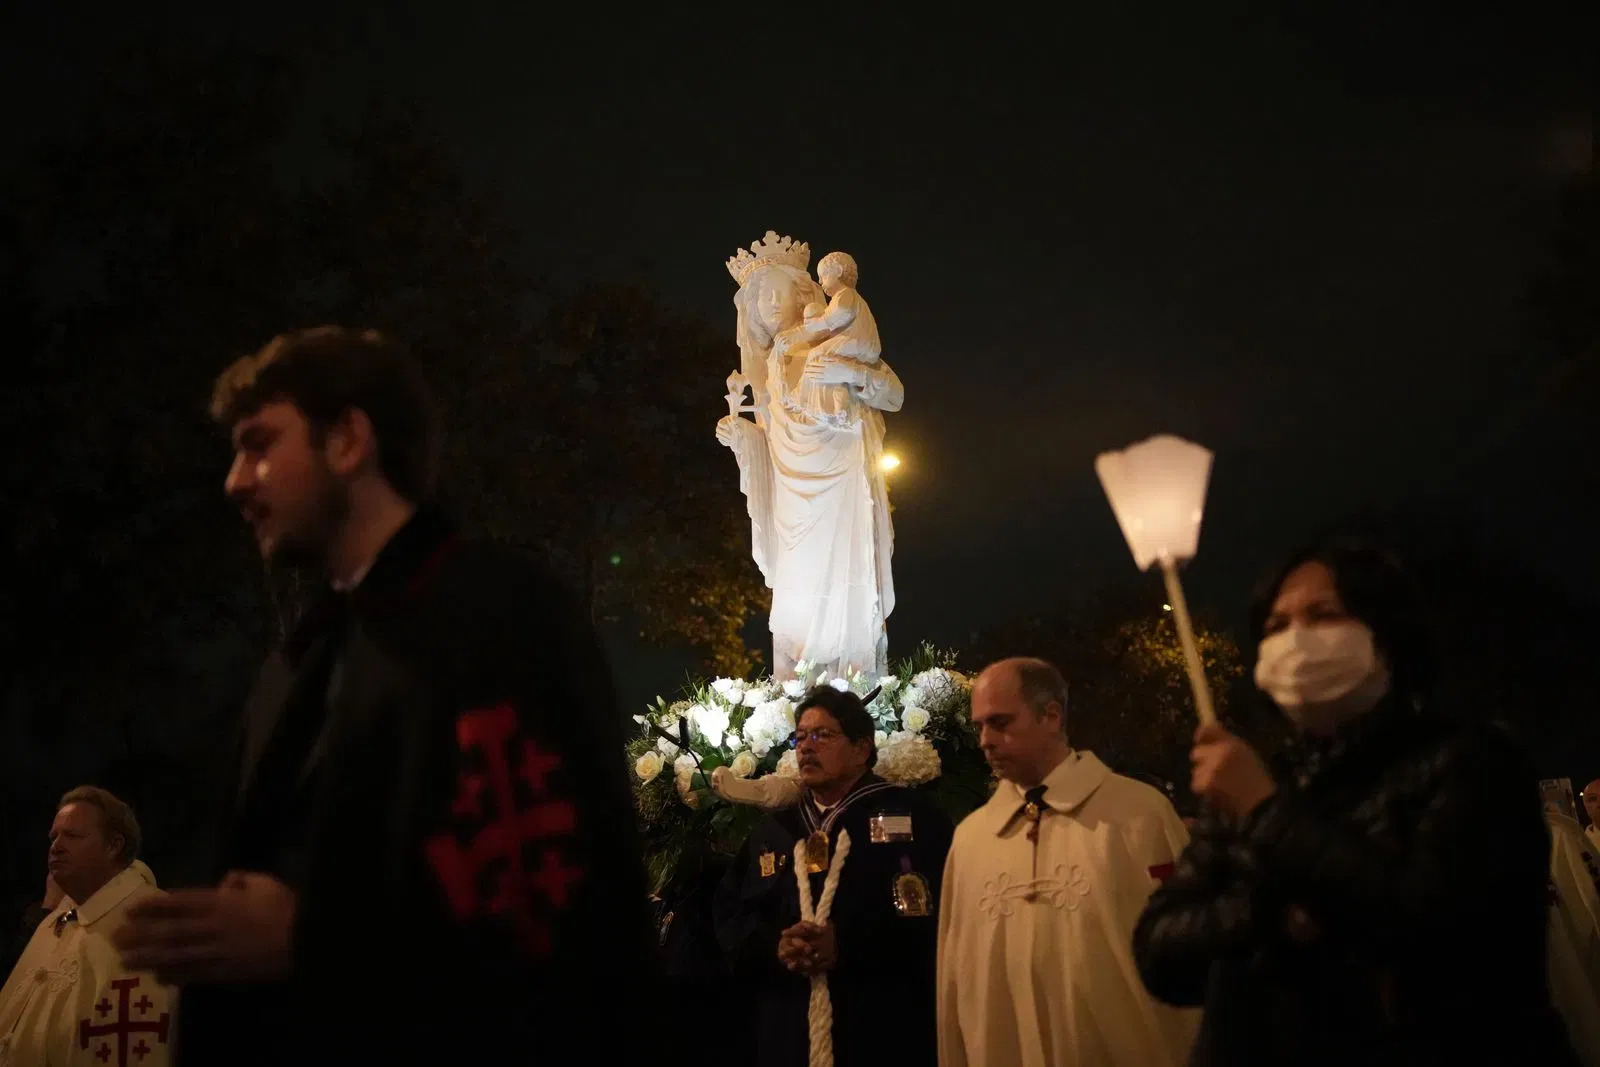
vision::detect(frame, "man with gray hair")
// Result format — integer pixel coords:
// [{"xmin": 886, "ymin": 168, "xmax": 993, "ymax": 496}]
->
[
  {"xmin": 936, "ymin": 658, "xmax": 1197, "ymax": 1067},
  {"xmin": 0, "ymin": 786, "xmax": 176, "ymax": 1065}
]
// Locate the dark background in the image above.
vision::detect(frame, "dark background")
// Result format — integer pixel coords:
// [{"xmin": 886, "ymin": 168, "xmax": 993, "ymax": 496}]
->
[{"xmin": 3, "ymin": 4, "xmax": 1594, "ymax": 908}]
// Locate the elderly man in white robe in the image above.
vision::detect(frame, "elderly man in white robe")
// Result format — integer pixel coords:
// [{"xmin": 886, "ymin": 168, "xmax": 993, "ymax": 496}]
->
[
  {"xmin": 0, "ymin": 787, "xmax": 175, "ymax": 1066},
  {"xmin": 1583, "ymin": 780, "xmax": 1600, "ymax": 854},
  {"xmin": 936, "ymin": 658, "xmax": 1198, "ymax": 1067},
  {"xmin": 1547, "ymin": 808, "xmax": 1600, "ymax": 1065}
]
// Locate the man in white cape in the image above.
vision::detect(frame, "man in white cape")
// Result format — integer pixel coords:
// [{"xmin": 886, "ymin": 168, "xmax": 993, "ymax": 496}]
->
[
  {"xmin": 1546, "ymin": 808, "xmax": 1600, "ymax": 1065},
  {"xmin": 0, "ymin": 787, "xmax": 175, "ymax": 1066},
  {"xmin": 936, "ymin": 659, "xmax": 1199, "ymax": 1067},
  {"xmin": 1582, "ymin": 780, "xmax": 1600, "ymax": 854}
]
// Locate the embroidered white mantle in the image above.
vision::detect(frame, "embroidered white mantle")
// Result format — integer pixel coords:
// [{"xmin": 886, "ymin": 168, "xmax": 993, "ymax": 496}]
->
[
  {"xmin": 936, "ymin": 751, "xmax": 1199, "ymax": 1067},
  {"xmin": 0, "ymin": 862, "xmax": 177, "ymax": 1067}
]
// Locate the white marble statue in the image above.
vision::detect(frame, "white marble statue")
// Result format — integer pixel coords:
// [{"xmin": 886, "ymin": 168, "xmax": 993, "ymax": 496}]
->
[{"xmin": 716, "ymin": 232, "xmax": 903, "ymax": 679}]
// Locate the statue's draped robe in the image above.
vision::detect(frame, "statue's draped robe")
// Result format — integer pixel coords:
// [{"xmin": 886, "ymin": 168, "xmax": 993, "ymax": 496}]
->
[{"xmin": 726, "ymin": 268, "xmax": 901, "ymax": 679}]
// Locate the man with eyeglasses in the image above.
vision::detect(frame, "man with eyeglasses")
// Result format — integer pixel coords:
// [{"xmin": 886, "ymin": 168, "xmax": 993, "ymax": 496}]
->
[{"xmin": 713, "ymin": 686, "xmax": 953, "ymax": 1067}]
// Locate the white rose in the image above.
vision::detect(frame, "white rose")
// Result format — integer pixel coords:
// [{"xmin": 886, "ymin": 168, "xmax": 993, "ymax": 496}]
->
[
  {"xmin": 829, "ymin": 676, "xmax": 850, "ymax": 692},
  {"xmin": 782, "ymin": 678, "xmax": 807, "ymax": 699},
  {"xmin": 742, "ymin": 687, "xmax": 770, "ymax": 708},
  {"xmin": 775, "ymin": 750, "xmax": 801, "ymax": 779},
  {"xmin": 710, "ymin": 677, "xmax": 742, "ymax": 698},
  {"xmin": 730, "ymin": 751, "xmax": 758, "ymax": 779},
  {"xmin": 635, "ymin": 751, "xmax": 663, "ymax": 783},
  {"xmin": 750, "ymin": 737, "xmax": 772, "ymax": 759},
  {"xmin": 901, "ymin": 685, "xmax": 925, "ymax": 709},
  {"xmin": 902, "ymin": 705, "xmax": 930, "ymax": 734}
]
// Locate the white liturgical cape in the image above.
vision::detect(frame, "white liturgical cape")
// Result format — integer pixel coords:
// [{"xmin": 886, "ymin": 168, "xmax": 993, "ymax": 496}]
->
[
  {"xmin": 0, "ymin": 863, "xmax": 177, "ymax": 1067},
  {"xmin": 1546, "ymin": 814, "xmax": 1600, "ymax": 1066},
  {"xmin": 937, "ymin": 751, "xmax": 1199, "ymax": 1067}
]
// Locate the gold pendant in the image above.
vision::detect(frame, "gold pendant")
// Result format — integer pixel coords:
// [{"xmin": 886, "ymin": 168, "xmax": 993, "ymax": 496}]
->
[
  {"xmin": 893, "ymin": 871, "xmax": 932, "ymax": 916},
  {"xmin": 759, "ymin": 851, "xmax": 777, "ymax": 878},
  {"xmin": 805, "ymin": 830, "xmax": 830, "ymax": 873},
  {"xmin": 1024, "ymin": 801, "xmax": 1040, "ymax": 820}
]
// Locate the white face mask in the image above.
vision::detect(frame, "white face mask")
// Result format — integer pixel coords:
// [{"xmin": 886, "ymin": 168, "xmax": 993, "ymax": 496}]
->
[{"xmin": 1254, "ymin": 621, "xmax": 1390, "ymax": 733}]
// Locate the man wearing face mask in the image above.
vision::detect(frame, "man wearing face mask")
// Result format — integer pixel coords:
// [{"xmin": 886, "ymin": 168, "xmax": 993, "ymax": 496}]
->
[{"xmin": 1133, "ymin": 539, "xmax": 1578, "ymax": 1067}]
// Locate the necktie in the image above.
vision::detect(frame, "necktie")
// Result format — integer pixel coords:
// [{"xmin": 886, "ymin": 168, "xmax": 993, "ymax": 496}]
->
[{"xmin": 1021, "ymin": 786, "xmax": 1049, "ymax": 900}]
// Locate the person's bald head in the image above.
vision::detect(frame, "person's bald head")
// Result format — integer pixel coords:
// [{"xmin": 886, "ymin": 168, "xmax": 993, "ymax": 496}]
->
[
  {"xmin": 971, "ymin": 658, "xmax": 1071, "ymax": 788},
  {"xmin": 1582, "ymin": 780, "xmax": 1600, "ymax": 828}
]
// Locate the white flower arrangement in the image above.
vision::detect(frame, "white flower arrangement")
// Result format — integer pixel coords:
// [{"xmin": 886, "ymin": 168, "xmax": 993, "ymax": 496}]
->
[
  {"xmin": 629, "ymin": 651, "xmax": 974, "ymax": 808},
  {"xmin": 626, "ymin": 645, "xmax": 985, "ymax": 897}
]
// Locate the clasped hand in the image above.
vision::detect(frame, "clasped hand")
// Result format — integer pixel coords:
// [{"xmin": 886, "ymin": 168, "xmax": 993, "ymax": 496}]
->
[
  {"xmin": 1189, "ymin": 722, "xmax": 1277, "ymax": 821},
  {"xmin": 777, "ymin": 920, "xmax": 837, "ymax": 976},
  {"xmin": 113, "ymin": 870, "xmax": 297, "ymax": 985}
]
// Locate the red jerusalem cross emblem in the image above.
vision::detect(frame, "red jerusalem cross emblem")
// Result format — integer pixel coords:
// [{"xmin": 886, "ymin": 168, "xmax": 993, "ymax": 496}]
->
[
  {"xmin": 424, "ymin": 703, "xmax": 584, "ymax": 956},
  {"xmin": 78, "ymin": 976, "xmax": 169, "ymax": 1066}
]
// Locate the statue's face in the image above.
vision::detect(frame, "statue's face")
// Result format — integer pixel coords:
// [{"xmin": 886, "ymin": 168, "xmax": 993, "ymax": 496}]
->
[
  {"xmin": 756, "ymin": 279, "xmax": 793, "ymax": 335},
  {"xmin": 818, "ymin": 265, "xmax": 843, "ymax": 297}
]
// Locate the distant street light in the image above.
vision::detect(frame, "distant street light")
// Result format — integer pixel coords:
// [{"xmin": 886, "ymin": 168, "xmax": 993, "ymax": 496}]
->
[{"xmin": 879, "ymin": 452, "xmax": 902, "ymax": 474}]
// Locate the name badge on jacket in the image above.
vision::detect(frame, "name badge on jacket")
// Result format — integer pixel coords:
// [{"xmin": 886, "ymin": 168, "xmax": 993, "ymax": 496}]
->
[{"xmin": 869, "ymin": 812, "xmax": 914, "ymax": 843}]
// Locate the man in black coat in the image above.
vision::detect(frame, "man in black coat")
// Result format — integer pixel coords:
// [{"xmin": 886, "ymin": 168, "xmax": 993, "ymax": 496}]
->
[
  {"xmin": 114, "ymin": 327, "xmax": 660, "ymax": 1064},
  {"xmin": 714, "ymin": 686, "xmax": 953, "ymax": 1067}
]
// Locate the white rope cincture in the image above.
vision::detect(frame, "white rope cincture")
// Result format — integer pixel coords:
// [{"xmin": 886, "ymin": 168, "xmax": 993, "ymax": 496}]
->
[{"xmin": 793, "ymin": 828, "xmax": 852, "ymax": 1067}]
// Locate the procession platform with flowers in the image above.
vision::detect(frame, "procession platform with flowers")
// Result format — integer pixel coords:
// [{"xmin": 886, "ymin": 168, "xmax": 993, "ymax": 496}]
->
[{"xmin": 626, "ymin": 644, "xmax": 996, "ymax": 896}]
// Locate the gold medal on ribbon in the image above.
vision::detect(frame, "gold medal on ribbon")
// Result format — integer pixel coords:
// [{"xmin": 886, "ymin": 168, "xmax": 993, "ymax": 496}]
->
[
  {"xmin": 805, "ymin": 830, "xmax": 830, "ymax": 873},
  {"xmin": 893, "ymin": 871, "xmax": 932, "ymax": 917},
  {"xmin": 759, "ymin": 851, "xmax": 777, "ymax": 878}
]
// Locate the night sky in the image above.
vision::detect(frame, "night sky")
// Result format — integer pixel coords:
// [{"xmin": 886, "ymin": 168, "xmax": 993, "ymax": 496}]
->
[{"xmin": 5, "ymin": 3, "xmax": 1593, "ymax": 678}]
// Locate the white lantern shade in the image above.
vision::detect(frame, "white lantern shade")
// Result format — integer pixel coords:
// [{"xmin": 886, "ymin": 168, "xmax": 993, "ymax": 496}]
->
[{"xmin": 1094, "ymin": 434, "xmax": 1214, "ymax": 571}]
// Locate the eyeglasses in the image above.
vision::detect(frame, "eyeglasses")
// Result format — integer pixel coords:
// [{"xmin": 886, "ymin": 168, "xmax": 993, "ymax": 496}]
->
[{"xmin": 788, "ymin": 728, "xmax": 843, "ymax": 748}]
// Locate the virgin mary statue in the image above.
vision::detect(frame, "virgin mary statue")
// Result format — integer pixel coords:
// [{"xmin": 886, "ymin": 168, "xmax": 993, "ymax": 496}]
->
[{"xmin": 716, "ymin": 231, "xmax": 903, "ymax": 680}]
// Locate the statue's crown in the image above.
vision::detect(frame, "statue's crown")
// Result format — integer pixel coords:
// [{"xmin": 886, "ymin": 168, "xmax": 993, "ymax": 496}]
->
[{"xmin": 726, "ymin": 230, "xmax": 811, "ymax": 285}]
